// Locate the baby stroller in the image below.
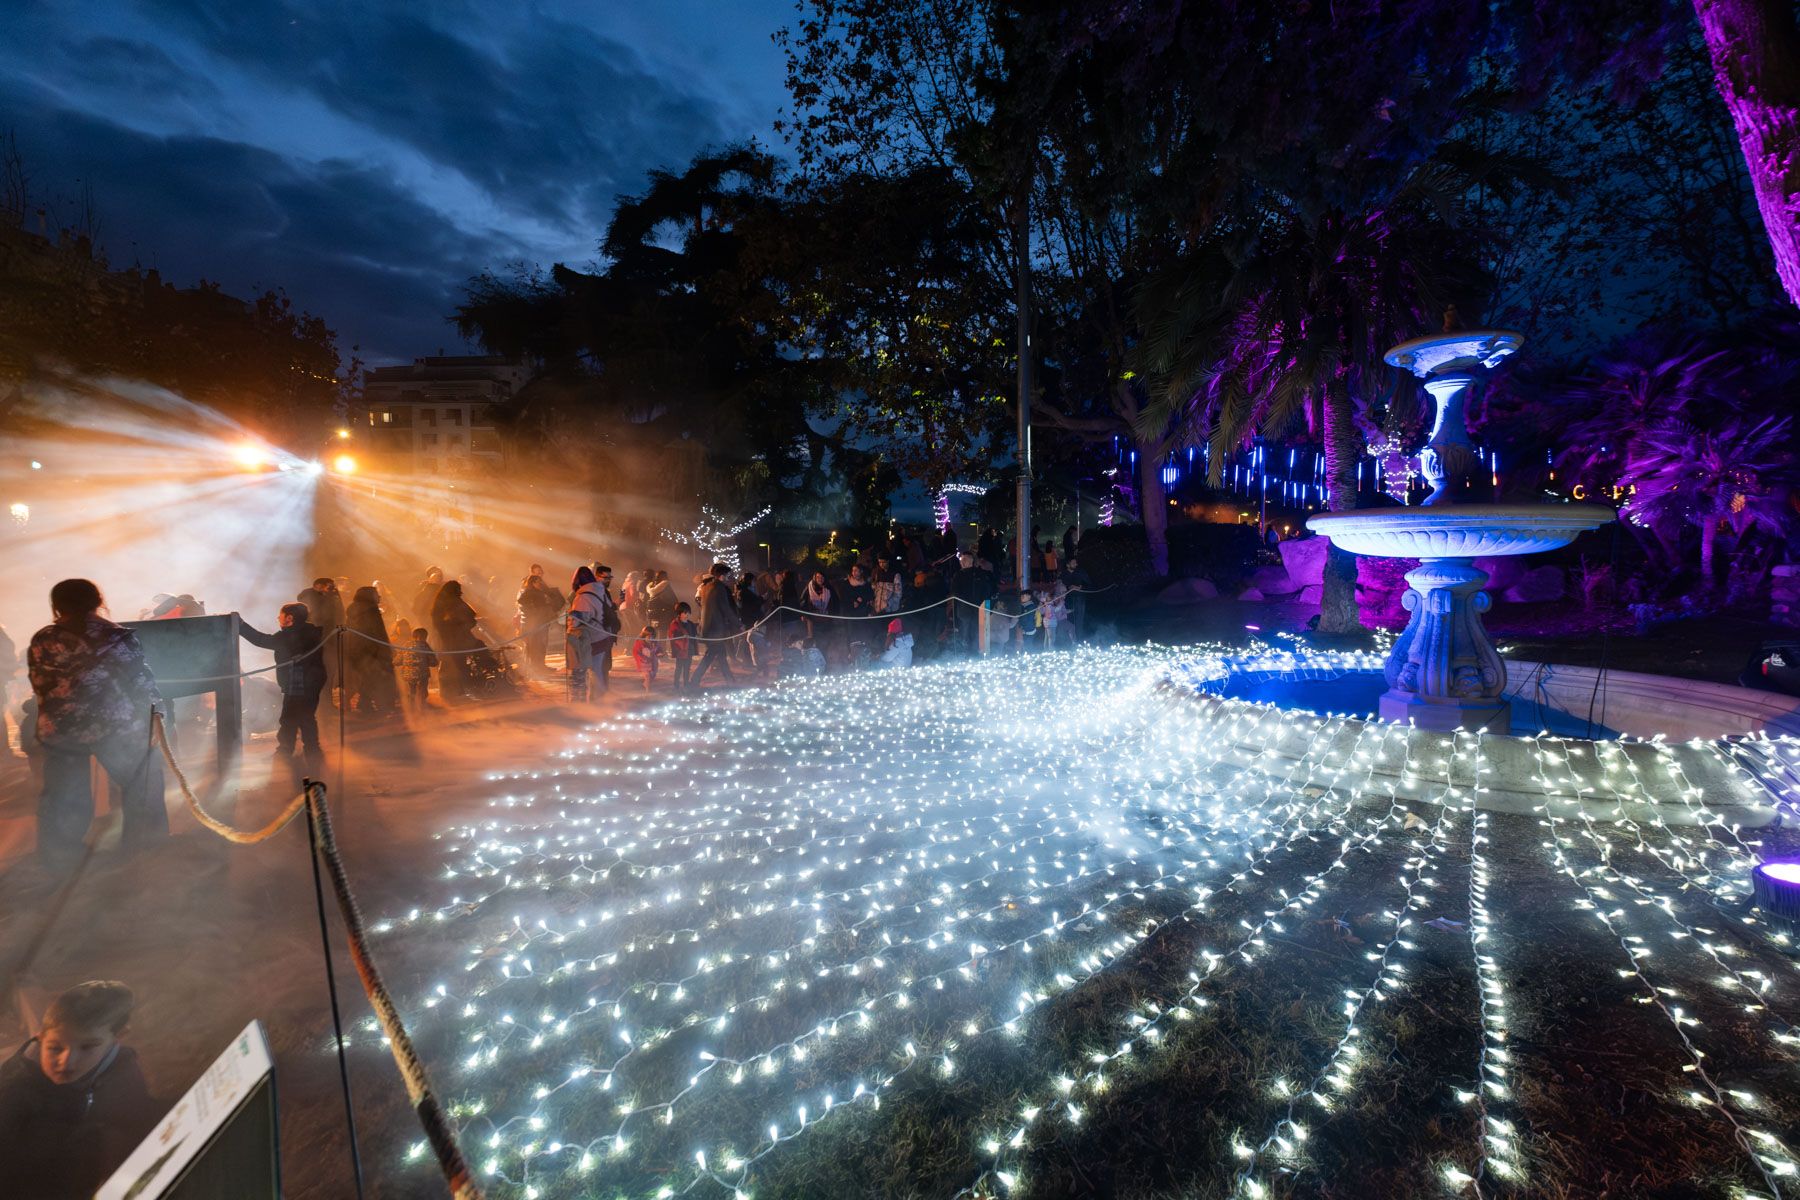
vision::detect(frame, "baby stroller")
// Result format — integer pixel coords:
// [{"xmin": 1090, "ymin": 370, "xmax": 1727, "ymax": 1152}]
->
[{"xmin": 462, "ymin": 639, "xmax": 522, "ymax": 698}]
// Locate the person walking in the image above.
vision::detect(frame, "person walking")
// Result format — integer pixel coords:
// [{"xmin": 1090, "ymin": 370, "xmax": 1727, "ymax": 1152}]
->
[
  {"xmin": 239, "ymin": 602, "xmax": 329, "ymax": 761},
  {"xmin": 26, "ymin": 580, "xmax": 169, "ymax": 870},
  {"xmin": 343, "ymin": 585, "xmax": 398, "ymax": 715},
  {"xmin": 691, "ymin": 563, "xmax": 740, "ymax": 689}
]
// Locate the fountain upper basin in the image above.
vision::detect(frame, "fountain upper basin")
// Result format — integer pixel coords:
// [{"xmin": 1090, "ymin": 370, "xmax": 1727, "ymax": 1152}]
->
[{"xmin": 1306, "ymin": 503, "xmax": 1616, "ymax": 559}]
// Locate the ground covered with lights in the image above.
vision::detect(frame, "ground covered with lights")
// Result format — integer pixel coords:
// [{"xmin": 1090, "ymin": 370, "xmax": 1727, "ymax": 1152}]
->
[{"xmin": 302, "ymin": 644, "xmax": 1800, "ymax": 1200}]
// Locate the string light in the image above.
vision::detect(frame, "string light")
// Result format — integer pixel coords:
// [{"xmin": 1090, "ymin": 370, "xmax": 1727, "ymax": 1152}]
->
[
  {"xmin": 660, "ymin": 505, "xmax": 772, "ymax": 573},
  {"xmin": 934, "ymin": 483, "xmax": 989, "ymax": 533},
  {"xmin": 348, "ymin": 644, "xmax": 1795, "ymax": 1199}
]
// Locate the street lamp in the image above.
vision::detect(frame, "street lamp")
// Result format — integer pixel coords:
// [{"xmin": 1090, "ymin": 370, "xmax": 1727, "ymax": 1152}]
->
[{"xmin": 758, "ymin": 542, "xmax": 771, "ymax": 569}]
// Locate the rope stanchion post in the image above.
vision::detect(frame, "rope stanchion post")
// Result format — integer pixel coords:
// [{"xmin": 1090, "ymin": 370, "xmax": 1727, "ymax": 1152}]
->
[
  {"xmin": 304, "ymin": 779, "xmax": 485, "ymax": 1200},
  {"xmin": 154, "ymin": 715, "xmax": 483, "ymax": 1199},
  {"xmin": 306, "ymin": 791, "xmax": 367, "ymax": 1200}
]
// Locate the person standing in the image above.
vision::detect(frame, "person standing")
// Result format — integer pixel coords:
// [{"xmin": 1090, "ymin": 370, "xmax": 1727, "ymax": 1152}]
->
[
  {"xmin": 566, "ymin": 565, "xmax": 620, "ymax": 699},
  {"xmin": 565, "ymin": 566, "xmax": 602, "ymax": 702},
  {"xmin": 430, "ymin": 580, "xmax": 482, "ymax": 702},
  {"xmin": 0, "ymin": 622, "xmax": 21, "ymax": 771},
  {"xmin": 516, "ymin": 573, "xmax": 563, "ymax": 677},
  {"xmin": 298, "ymin": 576, "xmax": 346, "ymax": 707},
  {"xmin": 343, "ymin": 586, "xmax": 398, "ymax": 715},
  {"xmin": 239, "ymin": 602, "xmax": 328, "ymax": 760},
  {"xmin": 410, "ymin": 567, "xmax": 444, "ymax": 630},
  {"xmin": 691, "ymin": 563, "xmax": 740, "ymax": 689},
  {"xmin": 667, "ymin": 602, "xmax": 697, "ymax": 696},
  {"xmin": 26, "ymin": 579, "xmax": 168, "ymax": 869}
]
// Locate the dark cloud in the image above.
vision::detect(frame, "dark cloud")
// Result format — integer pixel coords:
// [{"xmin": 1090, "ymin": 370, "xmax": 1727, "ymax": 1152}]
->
[
  {"xmin": 0, "ymin": 0, "xmax": 790, "ymax": 363},
  {"xmin": 145, "ymin": 0, "xmax": 734, "ymax": 229},
  {"xmin": 1, "ymin": 74, "xmax": 507, "ymax": 361}
]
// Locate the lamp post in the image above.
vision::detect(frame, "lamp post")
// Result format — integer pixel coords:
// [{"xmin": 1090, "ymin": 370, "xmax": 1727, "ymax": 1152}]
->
[
  {"xmin": 758, "ymin": 542, "xmax": 771, "ymax": 570},
  {"xmin": 1014, "ymin": 175, "xmax": 1033, "ymax": 593}
]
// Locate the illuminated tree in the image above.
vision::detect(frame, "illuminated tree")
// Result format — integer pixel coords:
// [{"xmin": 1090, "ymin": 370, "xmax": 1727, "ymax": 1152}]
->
[{"xmin": 1693, "ymin": 0, "xmax": 1800, "ymax": 311}]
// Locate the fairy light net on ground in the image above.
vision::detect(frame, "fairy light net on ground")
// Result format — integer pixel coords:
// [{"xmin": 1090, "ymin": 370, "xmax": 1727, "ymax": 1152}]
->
[{"xmin": 362, "ymin": 645, "xmax": 1800, "ymax": 1199}]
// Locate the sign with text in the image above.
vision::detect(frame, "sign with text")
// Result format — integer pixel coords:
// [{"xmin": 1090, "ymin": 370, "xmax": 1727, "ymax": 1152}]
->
[{"xmin": 96, "ymin": 1020, "xmax": 279, "ymax": 1200}]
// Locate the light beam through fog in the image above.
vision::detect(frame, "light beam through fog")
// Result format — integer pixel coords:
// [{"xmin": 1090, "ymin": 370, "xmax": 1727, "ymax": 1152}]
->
[{"xmin": 0, "ymin": 372, "xmax": 755, "ymax": 665}]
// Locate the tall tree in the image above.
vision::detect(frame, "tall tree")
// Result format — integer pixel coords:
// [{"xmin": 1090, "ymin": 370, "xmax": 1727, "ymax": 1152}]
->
[{"xmin": 1692, "ymin": 0, "xmax": 1800, "ymax": 310}]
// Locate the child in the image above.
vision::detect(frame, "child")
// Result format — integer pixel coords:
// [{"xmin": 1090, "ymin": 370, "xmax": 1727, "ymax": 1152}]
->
[
  {"xmin": 667, "ymin": 603, "xmax": 697, "ymax": 696},
  {"xmin": 396, "ymin": 626, "xmax": 436, "ymax": 711},
  {"xmin": 238, "ymin": 602, "xmax": 328, "ymax": 760},
  {"xmin": 0, "ymin": 980, "xmax": 160, "ymax": 1199},
  {"xmin": 1034, "ymin": 586, "xmax": 1061, "ymax": 651},
  {"xmin": 631, "ymin": 624, "xmax": 662, "ymax": 692},
  {"xmin": 780, "ymin": 636, "xmax": 826, "ymax": 678}
]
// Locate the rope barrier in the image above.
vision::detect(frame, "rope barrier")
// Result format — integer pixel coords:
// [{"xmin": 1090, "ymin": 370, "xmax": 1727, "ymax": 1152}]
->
[
  {"xmin": 154, "ymin": 715, "xmax": 484, "ymax": 1199},
  {"xmin": 303, "ymin": 777, "xmax": 484, "ymax": 1200},
  {"xmin": 153, "ymin": 711, "xmax": 309, "ymax": 843}
]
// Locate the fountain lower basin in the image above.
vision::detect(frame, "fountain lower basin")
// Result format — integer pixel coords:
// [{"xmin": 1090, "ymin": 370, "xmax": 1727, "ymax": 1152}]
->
[{"xmin": 1308, "ymin": 503, "xmax": 1616, "ymax": 733}]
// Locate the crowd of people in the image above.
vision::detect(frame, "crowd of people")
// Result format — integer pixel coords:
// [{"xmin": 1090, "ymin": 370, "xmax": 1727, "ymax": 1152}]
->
[
  {"xmin": 0, "ymin": 524, "xmax": 1094, "ymax": 868},
  {"xmin": 0, "ymin": 523, "xmax": 1094, "ymax": 1193}
]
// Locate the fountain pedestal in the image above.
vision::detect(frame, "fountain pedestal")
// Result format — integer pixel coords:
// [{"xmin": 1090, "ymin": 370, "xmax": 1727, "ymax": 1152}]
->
[
  {"xmin": 1308, "ymin": 328, "xmax": 1614, "ymax": 733},
  {"xmin": 1382, "ymin": 558, "xmax": 1507, "ymax": 731}
]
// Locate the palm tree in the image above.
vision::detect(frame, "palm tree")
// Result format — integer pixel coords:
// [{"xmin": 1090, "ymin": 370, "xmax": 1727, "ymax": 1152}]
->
[
  {"xmin": 1620, "ymin": 413, "xmax": 1799, "ymax": 590},
  {"xmin": 1133, "ymin": 162, "xmax": 1489, "ymax": 632}
]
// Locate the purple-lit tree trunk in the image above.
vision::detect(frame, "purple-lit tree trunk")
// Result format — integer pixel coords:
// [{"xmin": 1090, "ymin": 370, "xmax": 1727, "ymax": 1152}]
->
[
  {"xmin": 1318, "ymin": 375, "xmax": 1363, "ymax": 634},
  {"xmin": 1694, "ymin": 0, "xmax": 1800, "ymax": 310}
]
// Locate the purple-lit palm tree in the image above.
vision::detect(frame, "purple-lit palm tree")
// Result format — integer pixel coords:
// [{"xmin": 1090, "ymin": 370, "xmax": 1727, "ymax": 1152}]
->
[
  {"xmin": 1559, "ymin": 328, "xmax": 1731, "ymax": 479},
  {"xmin": 1619, "ymin": 413, "xmax": 1799, "ymax": 589},
  {"xmin": 1134, "ymin": 164, "xmax": 1488, "ymax": 632}
]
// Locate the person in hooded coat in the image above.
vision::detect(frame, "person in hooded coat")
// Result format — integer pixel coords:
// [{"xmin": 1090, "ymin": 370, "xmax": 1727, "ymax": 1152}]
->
[
  {"xmin": 430, "ymin": 580, "xmax": 482, "ymax": 702},
  {"xmin": 343, "ymin": 585, "xmax": 398, "ymax": 715}
]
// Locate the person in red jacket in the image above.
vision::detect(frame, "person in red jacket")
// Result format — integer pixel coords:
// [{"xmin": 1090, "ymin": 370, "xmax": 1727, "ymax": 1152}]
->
[
  {"xmin": 0, "ymin": 980, "xmax": 161, "ymax": 1199},
  {"xmin": 667, "ymin": 603, "xmax": 697, "ymax": 697}
]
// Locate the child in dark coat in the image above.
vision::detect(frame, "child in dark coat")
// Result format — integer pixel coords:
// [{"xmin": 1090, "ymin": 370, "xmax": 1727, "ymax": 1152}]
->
[
  {"xmin": 0, "ymin": 980, "xmax": 161, "ymax": 1199},
  {"xmin": 238, "ymin": 601, "xmax": 328, "ymax": 758}
]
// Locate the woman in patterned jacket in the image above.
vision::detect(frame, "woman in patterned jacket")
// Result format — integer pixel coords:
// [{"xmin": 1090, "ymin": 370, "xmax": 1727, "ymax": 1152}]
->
[{"xmin": 26, "ymin": 579, "xmax": 168, "ymax": 870}]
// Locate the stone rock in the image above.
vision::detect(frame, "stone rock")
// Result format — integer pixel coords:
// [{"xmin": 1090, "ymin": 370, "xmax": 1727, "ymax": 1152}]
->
[
  {"xmin": 1238, "ymin": 588, "xmax": 1266, "ymax": 601},
  {"xmin": 1298, "ymin": 584, "xmax": 1323, "ymax": 605},
  {"xmin": 1157, "ymin": 577, "xmax": 1219, "ymax": 604},
  {"xmin": 1500, "ymin": 565, "xmax": 1565, "ymax": 604},
  {"xmin": 1473, "ymin": 556, "xmax": 1527, "ymax": 594},
  {"xmin": 1248, "ymin": 565, "xmax": 1299, "ymax": 595},
  {"xmin": 1278, "ymin": 536, "xmax": 1329, "ymax": 586}
]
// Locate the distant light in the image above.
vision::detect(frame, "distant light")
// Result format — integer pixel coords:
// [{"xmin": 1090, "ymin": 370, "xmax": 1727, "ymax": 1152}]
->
[
  {"xmin": 233, "ymin": 442, "xmax": 271, "ymax": 470},
  {"xmin": 336, "ymin": 428, "xmax": 352, "ymax": 439},
  {"xmin": 332, "ymin": 454, "xmax": 358, "ymax": 474},
  {"xmin": 305, "ymin": 461, "xmax": 325, "ymax": 477},
  {"xmin": 8, "ymin": 501, "xmax": 26, "ymax": 525},
  {"xmin": 30, "ymin": 460, "xmax": 42, "ymax": 470}
]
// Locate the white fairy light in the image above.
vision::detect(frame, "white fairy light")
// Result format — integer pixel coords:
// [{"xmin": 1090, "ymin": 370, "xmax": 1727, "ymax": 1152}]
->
[
  {"xmin": 349, "ymin": 643, "xmax": 1796, "ymax": 1198},
  {"xmin": 660, "ymin": 504, "xmax": 773, "ymax": 572}
]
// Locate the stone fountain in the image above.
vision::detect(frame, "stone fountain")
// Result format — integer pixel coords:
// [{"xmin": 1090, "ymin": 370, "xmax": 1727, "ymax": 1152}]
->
[{"xmin": 1307, "ymin": 330, "xmax": 1614, "ymax": 733}]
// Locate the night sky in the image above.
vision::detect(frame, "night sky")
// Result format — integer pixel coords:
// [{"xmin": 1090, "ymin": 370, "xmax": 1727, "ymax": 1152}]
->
[{"xmin": 1, "ymin": 0, "xmax": 794, "ymax": 363}]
